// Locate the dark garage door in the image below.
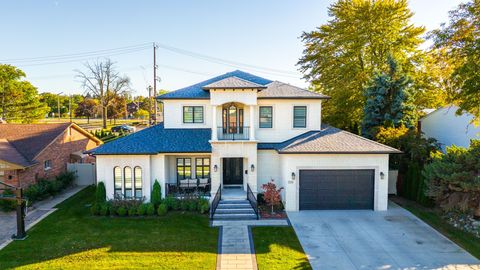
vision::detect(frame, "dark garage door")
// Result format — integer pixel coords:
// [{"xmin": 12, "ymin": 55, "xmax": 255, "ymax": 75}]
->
[{"xmin": 299, "ymin": 170, "xmax": 374, "ymax": 210}]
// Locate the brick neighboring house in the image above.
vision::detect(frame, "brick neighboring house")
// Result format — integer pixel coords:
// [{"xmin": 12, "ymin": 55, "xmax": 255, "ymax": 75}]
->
[{"xmin": 0, "ymin": 123, "xmax": 102, "ymax": 188}]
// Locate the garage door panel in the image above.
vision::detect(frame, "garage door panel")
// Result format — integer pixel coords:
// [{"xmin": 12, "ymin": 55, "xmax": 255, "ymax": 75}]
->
[{"xmin": 299, "ymin": 169, "xmax": 374, "ymax": 210}]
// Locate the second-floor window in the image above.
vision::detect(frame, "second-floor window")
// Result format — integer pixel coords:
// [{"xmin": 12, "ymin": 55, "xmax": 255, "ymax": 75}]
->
[
  {"xmin": 259, "ymin": 106, "xmax": 273, "ymax": 128},
  {"xmin": 183, "ymin": 106, "xmax": 204, "ymax": 123},
  {"xmin": 293, "ymin": 106, "xmax": 307, "ymax": 128}
]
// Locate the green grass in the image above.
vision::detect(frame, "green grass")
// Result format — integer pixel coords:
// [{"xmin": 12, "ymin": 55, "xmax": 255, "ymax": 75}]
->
[
  {"xmin": 252, "ymin": 226, "xmax": 311, "ymax": 270},
  {"xmin": 0, "ymin": 186, "xmax": 218, "ymax": 270},
  {"xmin": 397, "ymin": 200, "xmax": 480, "ymax": 259}
]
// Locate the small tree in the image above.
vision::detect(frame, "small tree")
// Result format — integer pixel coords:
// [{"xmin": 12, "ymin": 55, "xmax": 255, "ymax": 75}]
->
[
  {"xmin": 261, "ymin": 179, "xmax": 284, "ymax": 214},
  {"xmin": 95, "ymin": 182, "xmax": 106, "ymax": 204},
  {"xmin": 151, "ymin": 180, "xmax": 162, "ymax": 208}
]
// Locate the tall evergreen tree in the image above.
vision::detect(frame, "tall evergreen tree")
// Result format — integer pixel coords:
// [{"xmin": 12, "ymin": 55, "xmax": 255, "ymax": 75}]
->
[{"xmin": 362, "ymin": 57, "xmax": 416, "ymax": 138}]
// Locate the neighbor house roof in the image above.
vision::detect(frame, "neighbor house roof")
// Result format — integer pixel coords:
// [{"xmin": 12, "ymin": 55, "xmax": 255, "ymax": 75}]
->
[
  {"xmin": 89, "ymin": 123, "xmax": 212, "ymax": 155},
  {"xmin": 202, "ymin": 76, "xmax": 267, "ymax": 90},
  {"xmin": 258, "ymin": 125, "xmax": 401, "ymax": 154},
  {"xmin": 157, "ymin": 70, "xmax": 328, "ymax": 100},
  {"xmin": 0, "ymin": 139, "xmax": 31, "ymax": 168},
  {"xmin": 0, "ymin": 123, "xmax": 102, "ymax": 167},
  {"xmin": 258, "ymin": 81, "xmax": 329, "ymax": 99}
]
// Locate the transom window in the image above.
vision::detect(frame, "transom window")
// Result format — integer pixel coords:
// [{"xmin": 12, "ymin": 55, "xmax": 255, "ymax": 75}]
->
[
  {"xmin": 195, "ymin": 158, "xmax": 210, "ymax": 178},
  {"xmin": 293, "ymin": 106, "xmax": 307, "ymax": 128},
  {"xmin": 259, "ymin": 106, "xmax": 273, "ymax": 128},
  {"xmin": 183, "ymin": 106, "xmax": 204, "ymax": 123},
  {"xmin": 177, "ymin": 158, "xmax": 192, "ymax": 180}
]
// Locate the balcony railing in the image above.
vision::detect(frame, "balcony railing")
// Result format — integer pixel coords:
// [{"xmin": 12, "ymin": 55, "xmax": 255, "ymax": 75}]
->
[{"xmin": 217, "ymin": 126, "xmax": 250, "ymax": 140}]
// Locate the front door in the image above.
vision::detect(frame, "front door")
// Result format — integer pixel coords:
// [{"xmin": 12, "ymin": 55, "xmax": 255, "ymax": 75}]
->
[{"xmin": 223, "ymin": 158, "xmax": 243, "ymax": 185}]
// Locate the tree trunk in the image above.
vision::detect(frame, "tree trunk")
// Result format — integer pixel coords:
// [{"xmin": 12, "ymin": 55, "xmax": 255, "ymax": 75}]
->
[
  {"xmin": 102, "ymin": 106, "xmax": 107, "ymax": 129},
  {"xmin": 87, "ymin": 116, "xmax": 90, "ymax": 124}
]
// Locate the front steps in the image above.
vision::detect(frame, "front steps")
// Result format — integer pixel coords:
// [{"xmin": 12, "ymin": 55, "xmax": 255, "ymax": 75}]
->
[{"xmin": 213, "ymin": 199, "xmax": 257, "ymax": 220}]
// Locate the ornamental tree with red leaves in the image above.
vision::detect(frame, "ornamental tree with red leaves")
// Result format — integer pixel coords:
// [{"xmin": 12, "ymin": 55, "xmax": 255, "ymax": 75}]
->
[{"xmin": 261, "ymin": 179, "xmax": 284, "ymax": 214}]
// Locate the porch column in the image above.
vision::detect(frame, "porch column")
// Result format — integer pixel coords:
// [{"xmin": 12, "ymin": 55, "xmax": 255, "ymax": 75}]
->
[
  {"xmin": 249, "ymin": 105, "xmax": 255, "ymax": 140},
  {"xmin": 212, "ymin": 105, "xmax": 217, "ymax": 141}
]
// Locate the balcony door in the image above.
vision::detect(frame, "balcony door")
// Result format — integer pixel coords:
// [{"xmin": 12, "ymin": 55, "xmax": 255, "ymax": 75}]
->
[{"xmin": 222, "ymin": 104, "xmax": 244, "ymax": 134}]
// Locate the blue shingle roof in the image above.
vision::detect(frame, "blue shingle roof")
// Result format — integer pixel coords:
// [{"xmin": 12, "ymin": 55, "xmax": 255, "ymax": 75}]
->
[
  {"xmin": 90, "ymin": 123, "xmax": 211, "ymax": 155},
  {"xmin": 158, "ymin": 70, "xmax": 272, "ymax": 99}
]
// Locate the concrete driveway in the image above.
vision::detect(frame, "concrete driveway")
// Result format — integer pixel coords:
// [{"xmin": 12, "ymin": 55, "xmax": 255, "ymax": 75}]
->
[{"xmin": 288, "ymin": 203, "xmax": 480, "ymax": 270}]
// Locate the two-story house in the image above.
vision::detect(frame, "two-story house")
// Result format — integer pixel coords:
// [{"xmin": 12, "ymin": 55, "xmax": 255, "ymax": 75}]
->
[{"xmin": 91, "ymin": 70, "xmax": 399, "ymax": 215}]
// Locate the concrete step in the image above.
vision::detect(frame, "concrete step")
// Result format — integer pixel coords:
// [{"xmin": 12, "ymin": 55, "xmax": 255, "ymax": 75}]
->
[
  {"xmin": 216, "ymin": 208, "xmax": 256, "ymax": 214},
  {"xmin": 219, "ymin": 199, "xmax": 250, "ymax": 204},
  {"xmin": 217, "ymin": 203, "xmax": 252, "ymax": 209},
  {"xmin": 213, "ymin": 213, "xmax": 257, "ymax": 220}
]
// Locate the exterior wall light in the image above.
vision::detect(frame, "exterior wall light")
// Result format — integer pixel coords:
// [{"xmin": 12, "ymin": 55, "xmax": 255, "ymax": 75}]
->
[
  {"xmin": 380, "ymin": 172, "xmax": 385, "ymax": 180},
  {"xmin": 250, "ymin": 164, "xmax": 255, "ymax": 172},
  {"xmin": 291, "ymin": 172, "xmax": 295, "ymax": 180},
  {"xmin": 214, "ymin": 165, "xmax": 218, "ymax": 172}
]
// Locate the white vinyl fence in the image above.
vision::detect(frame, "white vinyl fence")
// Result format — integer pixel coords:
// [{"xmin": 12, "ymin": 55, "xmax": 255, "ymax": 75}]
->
[{"xmin": 67, "ymin": 163, "xmax": 96, "ymax": 186}]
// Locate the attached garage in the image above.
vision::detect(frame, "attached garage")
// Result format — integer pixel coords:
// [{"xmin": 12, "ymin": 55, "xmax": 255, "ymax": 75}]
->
[{"xmin": 299, "ymin": 169, "xmax": 375, "ymax": 210}]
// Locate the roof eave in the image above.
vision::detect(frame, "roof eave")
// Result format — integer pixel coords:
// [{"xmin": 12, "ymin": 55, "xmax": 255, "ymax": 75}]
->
[{"xmin": 277, "ymin": 150, "xmax": 402, "ymax": 154}]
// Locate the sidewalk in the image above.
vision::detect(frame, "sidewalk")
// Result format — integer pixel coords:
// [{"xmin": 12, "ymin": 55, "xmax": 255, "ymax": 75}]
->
[{"xmin": 0, "ymin": 185, "xmax": 86, "ymax": 250}]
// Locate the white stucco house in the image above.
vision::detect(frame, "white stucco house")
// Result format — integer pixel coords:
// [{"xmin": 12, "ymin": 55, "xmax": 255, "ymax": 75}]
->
[
  {"xmin": 420, "ymin": 105, "xmax": 480, "ymax": 152},
  {"xmin": 90, "ymin": 70, "xmax": 399, "ymax": 216}
]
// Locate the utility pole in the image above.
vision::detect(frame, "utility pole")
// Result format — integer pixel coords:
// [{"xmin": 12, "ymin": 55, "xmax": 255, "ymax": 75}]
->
[
  {"xmin": 69, "ymin": 95, "xmax": 72, "ymax": 123},
  {"xmin": 153, "ymin": 42, "xmax": 158, "ymax": 125},
  {"xmin": 148, "ymin": 85, "xmax": 153, "ymax": 126}
]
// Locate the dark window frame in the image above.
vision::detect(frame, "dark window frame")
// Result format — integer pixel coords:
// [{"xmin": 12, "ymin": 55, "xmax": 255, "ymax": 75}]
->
[
  {"xmin": 176, "ymin": 158, "xmax": 192, "ymax": 181},
  {"xmin": 195, "ymin": 158, "xmax": 210, "ymax": 178},
  {"xmin": 259, "ymin": 106, "xmax": 273, "ymax": 128},
  {"xmin": 293, "ymin": 106, "xmax": 307, "ymax": 128},
  {"xmin": 44, "ymin": 160, "xmax": 52, "ymax": 171},
  {"xmin": 183, "ymin": 106, "xmax": 204, "ymax": 123},
  {"xmin": 114, "ymin": 166, "xmax": 122, "ymax": 196},
  {"xmin": 134, "ymin": 166, "xmax": 142, "ymax": 199}
]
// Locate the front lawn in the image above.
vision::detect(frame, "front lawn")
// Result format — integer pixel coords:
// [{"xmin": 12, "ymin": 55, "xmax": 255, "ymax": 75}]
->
[
  {"xmin": 0, "ymin": 186, "xmax": 218, "ymax": 270},
  {"xmin": 252, "ymin": 226, "xmax": 311, "ymax": 270},
  {"xmin": 393, "ymin": 197, "xmax": 480, "ymax": 259}
]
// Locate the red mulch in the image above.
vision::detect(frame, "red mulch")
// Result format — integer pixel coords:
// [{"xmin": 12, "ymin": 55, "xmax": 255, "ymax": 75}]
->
[{"xmin": 259, "ymin": 210, "xmax": 287, "ymax": 219}]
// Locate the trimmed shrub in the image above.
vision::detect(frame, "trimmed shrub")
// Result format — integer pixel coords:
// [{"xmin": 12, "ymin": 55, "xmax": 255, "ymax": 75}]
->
[
  {"xmin": 137, "ymin": 204, "xmax": 147, "ymax": 215},
  {"xmin": 95, "ymin": 182, "xmax": 107, "ymax": 204},
  {"xmin": 163, "ymin": 196, "xmax": 177, "ymax": 210},
  {"xmin": 100, "ymin": 204, "xmax": 110, "ymax": 216},
  {"xmin": 172, "ymin": 199, "xmax": 181, "ymax": 211},
  {"xmin": 151, "ymin": 180, "xmax": 162, "ymax": 208},
  {"xmin": 117, "ymin": 206, "xmax": 127, "ymax": 216},
  {"xmin": 157, "ymin": 204, "xmax": 168, "ymax": 216},
  {"xmin": 180, "ymin": 200, "xmax": 189, "ymax": 211},
  {"xmin": 146, "ymin": 203, "xmax": 155, "ymax": 216},
  {"xmin": 128, "ymin": 206, "xmax": 137, "ymax": 216},
  {"xmin": 90, "ymin": 203, "xmax": 101, "ymax": 215},
  {"xmin": 0, "ymin": 189, "xmax": 16, "ymax": 211},
  {"xmin": 187, "ymin": 200, "xmax": 197, "ymax": 211},
  {"xmin": 198, "ymin": 199, "xmax": 210, "ymax": 214}
]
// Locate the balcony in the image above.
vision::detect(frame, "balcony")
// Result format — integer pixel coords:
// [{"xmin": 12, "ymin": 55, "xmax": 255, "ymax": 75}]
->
[{"xmin": 217, "ymin": 126, "xmax": 250, "ymax": 140}]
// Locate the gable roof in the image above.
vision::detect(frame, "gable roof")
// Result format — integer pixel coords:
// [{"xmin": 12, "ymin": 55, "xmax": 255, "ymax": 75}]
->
[
  {"xmin": 202, "ymin": 76, "xmax": 267, "ymax": 90},
  {"xmin": 0, "ymin": 139, "xmax": 31, "ymax": 168},
  {"xmin": 158, "ymin": 70, "xmax": 272, "ymax": 100},
  {"xmin": 89, "ymin": 123, "xmax": 211, "ymax": 155},
  {"xmin": 258, "ymin": 125, "xmax": 401, "ymax": 154},
  {"xmin": 0, "ymin": 123, "xmax": 102, "ymax": 166},
  {"xmin": 258, "ymin": 81, "xmax": 329, "ymax": 99}
]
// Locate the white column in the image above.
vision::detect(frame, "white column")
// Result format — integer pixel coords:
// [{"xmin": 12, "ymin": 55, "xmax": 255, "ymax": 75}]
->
[
  {"xmin": 212, "ymin": 105, "xmax": 217, "ymax": 141},
  {"xmin": 249, "ymin": 105, "xmax": 255, "ymax": 140}
]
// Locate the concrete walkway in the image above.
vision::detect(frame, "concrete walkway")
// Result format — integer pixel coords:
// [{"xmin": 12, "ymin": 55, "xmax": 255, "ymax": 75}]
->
[
  {"xmin": 212, "ymin": 219, "xmax": 289, "ymax": 270},
  {"xmin": 0, "ymin": 185, "xmax": 86, "ymax": 250}
]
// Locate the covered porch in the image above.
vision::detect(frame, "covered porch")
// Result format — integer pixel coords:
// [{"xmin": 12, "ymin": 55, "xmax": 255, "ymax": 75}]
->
[{"xmin": 163, "ymin": 154, "xmax": 212, "ymax": 197}]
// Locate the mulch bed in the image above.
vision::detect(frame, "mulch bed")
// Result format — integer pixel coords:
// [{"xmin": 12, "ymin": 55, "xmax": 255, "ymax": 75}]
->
[{"xmin": 259, "ymin": 210, "xmax": 287, "ymax": 219}]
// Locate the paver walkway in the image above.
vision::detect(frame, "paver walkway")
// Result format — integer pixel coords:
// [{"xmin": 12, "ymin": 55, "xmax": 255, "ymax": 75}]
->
[
  {"xmin": 212, "ymin": 219, "xmax": 289, "ymax": 270},
  {"xmin": 0, "ymin": 185, "xmax": 86, "ymax": 250}
]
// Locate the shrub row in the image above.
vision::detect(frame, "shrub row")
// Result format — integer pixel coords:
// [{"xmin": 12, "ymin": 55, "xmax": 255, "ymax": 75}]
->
[
  {"xmin": 91, "ymin": 196, "xmax": 210, "ymax": 217},
  {"xmin": 1, "ymin": 172, "xmax": 75, "ymax": 211}
]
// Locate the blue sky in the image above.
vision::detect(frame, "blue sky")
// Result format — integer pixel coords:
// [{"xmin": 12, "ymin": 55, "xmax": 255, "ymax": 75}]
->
[{"xmin": 0, "ymin": 0, "xmax": 463, "ymax": 96}]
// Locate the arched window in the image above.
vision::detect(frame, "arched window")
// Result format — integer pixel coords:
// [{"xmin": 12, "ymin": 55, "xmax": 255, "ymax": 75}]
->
[
  {"xmin": 124, "ymin": 167, "xmax": 132, "ymax": 198},
  {"xmin": 134, "ymin": 166, "xmax": 142, "ymax": 198},
  {"xmin": 114, "ymin": 167, "xmax": 122, "ymax": 196}
]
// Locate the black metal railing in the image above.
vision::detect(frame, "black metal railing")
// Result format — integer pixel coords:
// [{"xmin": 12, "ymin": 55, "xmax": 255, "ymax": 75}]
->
[
  {"xmin": 247, "ymin": 184, "xmax": 259, "ymax": 220},
  {"xmin": 210, "ymin": 185, "xmax": 222, "ymax": 219},
  {"xmin": 217, "ymin": 126, "xmax": 250, "ymax": 140}
]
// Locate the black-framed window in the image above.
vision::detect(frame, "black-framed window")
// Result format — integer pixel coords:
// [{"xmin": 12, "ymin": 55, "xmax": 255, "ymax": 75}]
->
[
  {"xmin": 124, "ymin": 166, "xmax": 132, "ymax": 198},
  {"xmin": 114, "ymin": 166, "xmax": 122, "ymax": 196},
  {"xmin": 293, "ymin": 106, "xmax": 307, "ymax": 128},
  {"xmin": 134, "ymin": 166, "xmax": 142, "ymax": 198},
  {"xmin": 259, "ymin": 106, "xmax": 273, "ymax": 128},
  {"xmin": 177, "ymin": 158, "xmax": 192, "ymax": 180},
  {"xmin": 195, "ymin": 158, "xmax": 210, "ymax": 178},
  {"xmin": 183, "ymin": 106, "xmax": 204, "ymax": 123}
]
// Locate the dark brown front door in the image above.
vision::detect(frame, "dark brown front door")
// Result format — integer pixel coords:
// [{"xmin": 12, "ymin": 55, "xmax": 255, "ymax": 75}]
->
[{"xmin": 223, "ymin": 158, "xmax": 243, "ymax": 185}]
